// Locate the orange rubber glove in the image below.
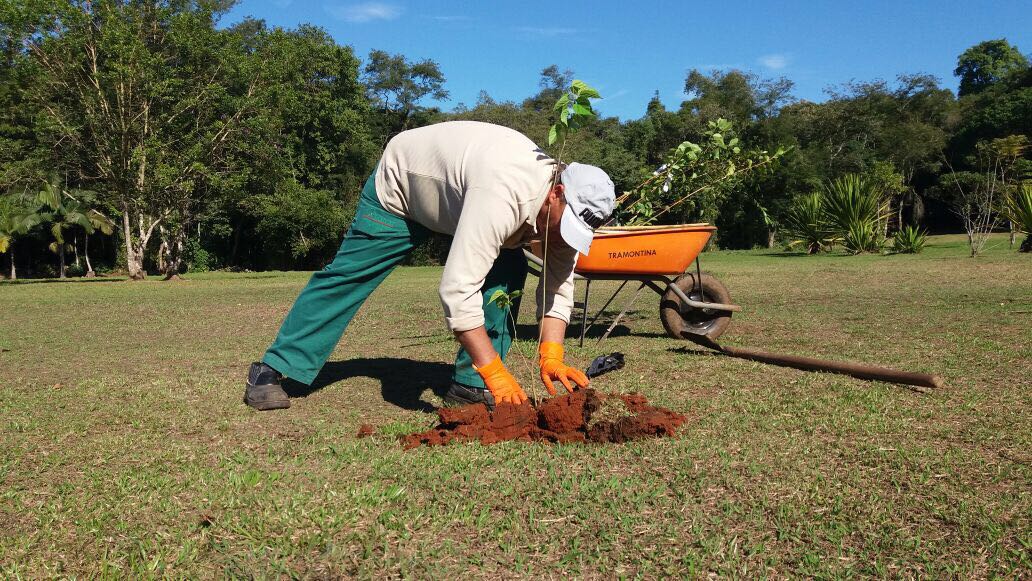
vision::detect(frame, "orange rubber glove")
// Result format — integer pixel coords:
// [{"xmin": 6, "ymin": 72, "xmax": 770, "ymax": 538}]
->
[
  {"xmin": 538, "ymin": 341, "xmax": 590, "ymax": 395},
  {"xmin": 475, "ymin": 356, "xmax": 529, "ymax": 406}
]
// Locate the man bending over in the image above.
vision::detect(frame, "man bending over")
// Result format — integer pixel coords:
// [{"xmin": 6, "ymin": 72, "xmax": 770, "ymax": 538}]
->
[{"xmin": 245, "ymin": 121, "xmax": 615, "ymax": 410}]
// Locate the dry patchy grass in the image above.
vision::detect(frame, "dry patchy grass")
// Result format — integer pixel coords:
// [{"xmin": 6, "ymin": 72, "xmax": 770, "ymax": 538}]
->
[{"xmin": 1, "ymin": 234, "xmax": 1029, "ymax": 577}]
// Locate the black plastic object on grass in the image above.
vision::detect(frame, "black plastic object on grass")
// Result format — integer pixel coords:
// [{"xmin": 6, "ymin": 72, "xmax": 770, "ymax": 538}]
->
[{"xmin": 586, "ymin": 352, "xmax": 625, "ymax": 379}]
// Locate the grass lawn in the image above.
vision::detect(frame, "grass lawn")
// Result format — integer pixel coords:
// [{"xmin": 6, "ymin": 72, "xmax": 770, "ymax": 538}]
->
[{"xmin": 1, "ymin": 234, "xmax": 1029, "ymax": 577}]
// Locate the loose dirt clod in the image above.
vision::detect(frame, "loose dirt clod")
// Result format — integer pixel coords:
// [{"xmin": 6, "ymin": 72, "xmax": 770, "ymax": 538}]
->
[
  {"xmin": 356, "ymin": 424, "xmax": 375, "ymax": 438},
  {"xmin": 401, "ymin": 389, "xmax": 686, "ymax": 449}
]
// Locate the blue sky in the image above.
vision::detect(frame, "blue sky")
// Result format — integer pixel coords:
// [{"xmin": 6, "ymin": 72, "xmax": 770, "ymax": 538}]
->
[{"xmin": 225, "ymin": 0, "xmax": 1032, "ymax": 120}]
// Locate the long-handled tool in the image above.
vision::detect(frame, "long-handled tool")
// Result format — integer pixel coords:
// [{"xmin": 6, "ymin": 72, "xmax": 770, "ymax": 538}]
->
[{"xmin": 689, "ymin": 335, "xmax": 944, "ymax": 391}]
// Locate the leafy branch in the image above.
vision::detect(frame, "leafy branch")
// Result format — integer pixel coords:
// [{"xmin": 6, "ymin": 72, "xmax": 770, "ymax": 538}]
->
[
  {"xmin": 615, "ymin": 118, "xmax": 788, "ymax": 226},
  {"xmin": 547, "ymin": 80, "xmax": 601, "ymax": 167}
]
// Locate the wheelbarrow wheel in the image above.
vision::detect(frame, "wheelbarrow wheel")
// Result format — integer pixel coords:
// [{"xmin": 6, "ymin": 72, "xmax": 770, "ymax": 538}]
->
[{"xmin": 660, "ymin": 272, "xmax": 732, "ymax": 343}]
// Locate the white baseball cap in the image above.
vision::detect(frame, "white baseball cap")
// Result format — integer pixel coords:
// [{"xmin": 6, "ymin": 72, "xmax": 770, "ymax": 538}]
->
[{"xmin": 559, "ymin": 163, "xmax": 616, "ymax": 255}]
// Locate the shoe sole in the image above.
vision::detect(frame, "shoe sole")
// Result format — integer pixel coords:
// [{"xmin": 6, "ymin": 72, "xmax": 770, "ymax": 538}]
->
[
  {"xmin": 244, "ymin": 383, "xmax": 290, "ymax": 411},
  {"xmin": 443, "ymin": 389, "xmax": 494, "ymax": 411}
]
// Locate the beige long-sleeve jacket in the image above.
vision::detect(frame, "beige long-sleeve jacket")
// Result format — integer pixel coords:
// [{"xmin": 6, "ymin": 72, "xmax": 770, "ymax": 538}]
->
[{"xmin": 374, "ymin": 121, "xmax": 578, "ymax": 332}]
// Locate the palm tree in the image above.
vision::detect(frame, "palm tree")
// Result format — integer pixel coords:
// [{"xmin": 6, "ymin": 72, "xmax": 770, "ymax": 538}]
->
[
  {"xmin": 0, "ymin": 194, "xmax": 43, "ymax": 280},
  {"xmin": 73, "ymin": 190, "xmax": 116, "ymax": 277},
  {"xmin": 37, "ymin": 177, "xmax": 112, "ymax": 278}
]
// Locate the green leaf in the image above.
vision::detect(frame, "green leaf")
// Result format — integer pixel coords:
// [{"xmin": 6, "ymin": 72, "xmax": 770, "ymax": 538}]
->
[
  {"xmin": 575, "ymin": 96, "xmax": 596, "ymax": 111},
  {"xmin": 571, "ymin": 103, "xmax": 592, "ymax": 116},
  {"xmin": 578, "ymin": 87, "xmax": 601, "ymax": 99},
  {"xmin": 552, "ymin": 94, "xmax": 569, "ymax": 113},
  {"xmin": 489, "ymin": 289, "xmax": 509, "ymax": 309},
  {"xmin": 548, "ymin": 124, "xmax": 559, "ymax": 145},
  {"xmin": 571, "ymin": 80, "xmax": 601, "ymax": 99}
]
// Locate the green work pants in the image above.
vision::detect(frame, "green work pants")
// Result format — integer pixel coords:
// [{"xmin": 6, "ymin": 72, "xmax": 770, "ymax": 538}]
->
[{"xmin": 263, "ymin": 172, "xmax": 528, "ymax": 389}]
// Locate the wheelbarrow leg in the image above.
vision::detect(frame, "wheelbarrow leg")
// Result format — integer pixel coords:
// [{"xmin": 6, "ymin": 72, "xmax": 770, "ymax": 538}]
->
[
  {"xmin": 579, "ymin": 279, "xmax": 591, "ymax": 348},
  {"xmin": 597, "ymin": 282, "xmax": 648, "ymax": 344},
  {"xmin": 581, "ymin": 280, "xmax": 629, "ymax": 344}
]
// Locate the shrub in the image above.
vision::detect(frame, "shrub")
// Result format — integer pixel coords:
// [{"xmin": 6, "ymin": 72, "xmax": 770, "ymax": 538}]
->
[
  {"xmin": 1004, "ymin": 182, "xmax": 1032, "ymax": 252},
  {"xmin": 783, "ymin": 192, "xmax": 835, "ymax": 254},
  {"xmin": 892, "ymin": 225, "xmax": 927, "ymax": 254},
  {"xmin": 184, "ymin": 238, "xmax": 214, "ymax": 272},
  {"xmin": 824, "ymin": 174, "xmax": 890, "ymax": 254}
]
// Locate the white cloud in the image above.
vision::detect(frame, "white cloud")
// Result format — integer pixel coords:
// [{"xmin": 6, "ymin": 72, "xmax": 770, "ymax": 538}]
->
[
  {"xmin": 325, "ymin": 2, "xmax": 402, "ymax": 23},
  {"xmin": 514, "ymin": 26, "xmax": 577, "ymax": 37},
  {"xmin": 758, "ymin": 54, "xmax": 789, "ymax": 70},
  {"xmin": 428, "ymin": 15, "xmax": 471, "ymax": 22}
]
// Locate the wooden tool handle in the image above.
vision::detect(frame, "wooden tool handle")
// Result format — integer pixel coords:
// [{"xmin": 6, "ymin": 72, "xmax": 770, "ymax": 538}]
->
[{"xmin": 717, "ymin": 344, "xmax": 944, "ymax": 389}]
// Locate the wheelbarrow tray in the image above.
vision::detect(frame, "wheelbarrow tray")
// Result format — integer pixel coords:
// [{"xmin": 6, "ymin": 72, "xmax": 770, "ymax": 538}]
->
[
  {"xmin": 575, "ymin": 224, "xmax": 716, "ymax": 275},
  {"xmin": 524, "ymin": 223, "xmax": 740, "ymax": 346}
]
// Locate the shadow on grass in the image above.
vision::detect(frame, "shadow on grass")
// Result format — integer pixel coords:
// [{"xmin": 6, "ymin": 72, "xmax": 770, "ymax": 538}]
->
[
  {"xmin": 283, "ymin": 357, "xmax": 451, "ymax": 413},
  {"xmin": 0, "ymin": 277, "xmax": 127, "ymax": 285},
  {"xmin": 667, "ymin": 345, "xmax": 723, "ymax": 357},
  {"xmin": 756, "ymin": 251, "xmax": 811, "ymax": 258},
  {"xmin": 398, "ymin": 322, "xmax": 665, "ymax": 345}
]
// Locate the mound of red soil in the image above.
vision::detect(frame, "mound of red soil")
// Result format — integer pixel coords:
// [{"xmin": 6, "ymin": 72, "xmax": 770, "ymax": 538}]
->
[{"xmin": 401, "ymin": 389, "xmax": 686, "ymax": 449}]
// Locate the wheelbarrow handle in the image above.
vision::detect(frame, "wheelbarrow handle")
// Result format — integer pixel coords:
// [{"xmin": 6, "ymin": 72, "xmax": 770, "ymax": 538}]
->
[{"xmin": 667, "ymin": 282, "xmax": 743, "ymax": 313}]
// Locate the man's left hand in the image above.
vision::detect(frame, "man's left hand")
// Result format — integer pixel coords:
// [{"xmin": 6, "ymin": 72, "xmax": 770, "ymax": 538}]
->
[{"xmin": 538, "ymin": 341, "xmax": 590, "ymax": 395}]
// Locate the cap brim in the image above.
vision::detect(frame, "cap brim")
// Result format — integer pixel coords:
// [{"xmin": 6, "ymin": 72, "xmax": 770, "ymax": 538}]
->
[{"xmin": 559, "ymin": 205, "xmax": 594, "ymax": 256}]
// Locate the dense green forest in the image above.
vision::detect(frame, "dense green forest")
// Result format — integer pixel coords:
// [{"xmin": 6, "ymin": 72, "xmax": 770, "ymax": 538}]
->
[{"xmin": 1, "ymin": 1, "xmax": 1029, "ymax": 279}]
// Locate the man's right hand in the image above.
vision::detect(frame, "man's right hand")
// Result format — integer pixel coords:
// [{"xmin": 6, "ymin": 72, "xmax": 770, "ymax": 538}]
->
[{"xmin": 474, "ymin": 356, "xmax": 529, "ymax": 406}]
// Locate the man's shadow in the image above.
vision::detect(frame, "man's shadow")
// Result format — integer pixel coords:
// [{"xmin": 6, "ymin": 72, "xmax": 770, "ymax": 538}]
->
[{"xmin": 281, "ymin": 358, "xmax": 451, "ymax": 413}]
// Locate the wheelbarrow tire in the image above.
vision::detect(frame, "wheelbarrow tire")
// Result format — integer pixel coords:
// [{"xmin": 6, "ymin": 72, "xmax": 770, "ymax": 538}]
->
[{"xmin": 660, "ymin": 272, "xmax": 732, "ymax": 343}]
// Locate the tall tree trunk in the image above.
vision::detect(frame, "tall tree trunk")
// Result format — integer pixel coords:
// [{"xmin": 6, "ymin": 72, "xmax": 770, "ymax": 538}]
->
[
  {"xmin": 157, "ymin": 225, "xmax": 168, "ymax": 274},
  {"xmin": 73, "ymin": 234, "xmax": 81, "ymax": 268},
  {"xmin": 122, "ymin": 209, "xmax": 144, "ymax": 280},
  {"xmin": 767, "ymin": 228, "xmax": 777, "ymax": 249},
  {"xmin": 8, "ymin": 247, "xmax": 15, "ymax": 280},
  {"xmin": 84, "ymin": 234, "xmax": 95, "ymax": 277},
  {"xmin": 161, "ymin": 225, "xmax": 186, "ymax": 280},
  {"xmin": 59, "ymin": 245, "xmax": 66, "ymax": 278}
]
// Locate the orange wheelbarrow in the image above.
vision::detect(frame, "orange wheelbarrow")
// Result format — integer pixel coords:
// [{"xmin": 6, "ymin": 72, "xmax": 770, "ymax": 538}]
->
[{"xmin": 526, "ymin": 224, "xmax": 742, "ymax": 347}]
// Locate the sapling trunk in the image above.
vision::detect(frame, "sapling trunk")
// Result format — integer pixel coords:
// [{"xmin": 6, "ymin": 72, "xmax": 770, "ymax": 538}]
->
[{"xmin": 505, "ymin": 308, "xmax": 539, "ymax": 405}]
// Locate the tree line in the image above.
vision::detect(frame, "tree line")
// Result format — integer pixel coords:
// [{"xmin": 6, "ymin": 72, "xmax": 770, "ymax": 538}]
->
[{"xmin": 1, "ymin": 1, "xmax": 1029, "ymax": 280}]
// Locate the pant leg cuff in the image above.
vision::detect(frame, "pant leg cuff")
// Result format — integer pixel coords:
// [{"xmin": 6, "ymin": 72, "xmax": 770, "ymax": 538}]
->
[
  {"xmin": 262, "ymin": 352, "xmax": 318, "ymax": 386},
  {"xmin": 452, "ymin": 371, "xmax": 486, "ymax": 389}
]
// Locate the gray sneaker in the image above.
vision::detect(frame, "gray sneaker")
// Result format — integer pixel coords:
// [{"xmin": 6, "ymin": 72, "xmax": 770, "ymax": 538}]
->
[
  {"xmin": 443, "ymin": 382, "xmax": 496, "ymax": 410},
  {"xmin": 244, "ymin": 362, "xmax": 290, "ymax": 411}
]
